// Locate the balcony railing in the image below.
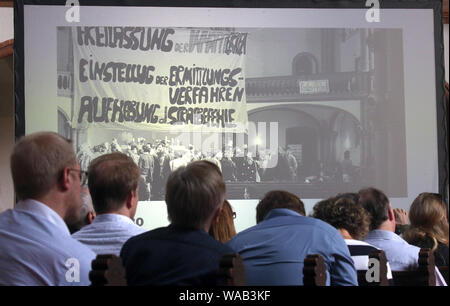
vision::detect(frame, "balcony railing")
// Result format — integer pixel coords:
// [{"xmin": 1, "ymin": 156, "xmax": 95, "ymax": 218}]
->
[{"xmin": 245, "ymin": 71, "xmax": 371, "ymax": 102}]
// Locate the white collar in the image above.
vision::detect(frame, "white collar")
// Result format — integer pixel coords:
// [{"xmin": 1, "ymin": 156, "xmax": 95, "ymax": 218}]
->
[
  {"xmin": 93, "ymin": 213, "xmax": 135, "ymax": 225},
  {"xmin": 15, "ymin": 199, "xmax": 70, "ymax": 236}
]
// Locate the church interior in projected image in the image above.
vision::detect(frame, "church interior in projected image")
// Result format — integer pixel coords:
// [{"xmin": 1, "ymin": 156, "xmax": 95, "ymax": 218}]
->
[{"xmin": 56, "ymin": 27, "xmax": 407, "ymax": 200}]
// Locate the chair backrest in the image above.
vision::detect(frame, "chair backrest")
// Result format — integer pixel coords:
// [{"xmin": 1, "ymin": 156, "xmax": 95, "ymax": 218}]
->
[
  {"xmin": 89, "ymin": 254, "xmax": 127, "ymax": 286},
  {"xmin": 391, "ymin": 248, "xmax": 436, "ymax": 286},
  {"xmin": 357, "ymin": 249, "xmax": 389, "ymax": 286},
  {"xmin": 217, "ymin": 253, "xmax": 247, "ymax": 286},
  {"xmin": 89, "ymin": 253, "xmax": 247, "ymax": 286},
  {"xmin": 303, "ymin": 254, "xmax": 327, "ymax": 286}
]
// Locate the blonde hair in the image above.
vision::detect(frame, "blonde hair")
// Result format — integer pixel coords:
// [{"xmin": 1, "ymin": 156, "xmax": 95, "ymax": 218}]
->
[
  {"xmin": 209, "ymin": 200, "xmax": 236, "ymax": 243},
  {"xmin": 11, "ymin": 132, "xmax": 77, "ymax": 200},
  {"xmin": 403, "ymin": 193, "xmax": 449, "ymax": 251}
]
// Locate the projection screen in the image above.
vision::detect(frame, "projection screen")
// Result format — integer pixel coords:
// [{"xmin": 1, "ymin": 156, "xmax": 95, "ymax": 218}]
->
[{"xmin": 14, "ymin": 0, "xmax": 448, "ymax": 232}]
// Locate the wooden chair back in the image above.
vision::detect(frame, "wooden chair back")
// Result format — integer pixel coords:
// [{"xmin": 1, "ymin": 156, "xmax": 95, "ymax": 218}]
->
[
  {"xmin": 89, "ymin": 254, "xmax": 127, "ymax": 286},
  {"xmin": 217, "ymin": 253, "xmax": 247, "ymax": 286},
  {"xmin": 392, "ymin": 248, "xmax": 436, "ymax": 286},
  {"xmin": 357, "ymin": 249, "xmax": 389, "ymax": 286},
  {"xmin": 303, "ymin": 254, "xmax": 327, "ymax": 286},
  {"xmin": 89, "ymin": 253, "xmax": 247, "ymax": 286}
]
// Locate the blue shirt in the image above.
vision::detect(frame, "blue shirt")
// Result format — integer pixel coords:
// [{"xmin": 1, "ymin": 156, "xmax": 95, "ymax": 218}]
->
[
  {"xmin": 366, "ymin": 230, "xmax": 447, "ymax": 286},
  {"xmin": 227, "ymin": 209, "xmax": 358, "ymax": 286},
  {"xmin": 72, "ymin": 213, "xmax": 145, "ymax": 255},
  {"xmin": 0, "ymin": 199, "xmax": 96, "ymax": 286}
]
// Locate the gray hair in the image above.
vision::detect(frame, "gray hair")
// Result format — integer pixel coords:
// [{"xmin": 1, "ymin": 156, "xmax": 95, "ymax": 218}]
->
[
  {"xmin": 68, "ymin": 187, "xmax": 95, "ymax": 234},
  {"xmin": 79, "ymin": 190, "xmax": 94, "ymax": 219}
]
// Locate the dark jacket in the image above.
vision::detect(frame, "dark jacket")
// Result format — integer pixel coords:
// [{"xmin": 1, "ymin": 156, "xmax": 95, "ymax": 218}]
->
[
  {"xmin": 407, "ymin": 235, "xmax": 449, "ymax": 267},
  {"xmin": 120, "ymin": 224, "xmax": 234, "ymax": 285}
]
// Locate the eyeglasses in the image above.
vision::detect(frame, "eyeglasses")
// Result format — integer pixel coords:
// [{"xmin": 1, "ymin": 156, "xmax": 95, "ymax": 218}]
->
[{"xmin": 70, "ymin": 169, "xmax": 88, "ymax": 186}]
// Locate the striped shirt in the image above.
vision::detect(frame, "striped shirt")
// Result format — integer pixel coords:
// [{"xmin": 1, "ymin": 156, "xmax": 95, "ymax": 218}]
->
[
  {"xmin": 72, "ymin": 213, "xmax": 145, "ymax": 256},
  {"xmin": 345, "ymin": 239, "xmax": 393, "ymax": 281}
]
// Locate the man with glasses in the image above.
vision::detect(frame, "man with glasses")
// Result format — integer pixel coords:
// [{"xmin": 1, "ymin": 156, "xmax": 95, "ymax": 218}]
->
[
  {"xmin": 72, "ymin": 152, "xmax": 145, "ymax": 255},
  {"xmin": 0, "ymin": 132, "xmax": 96, "ymax": 285}
]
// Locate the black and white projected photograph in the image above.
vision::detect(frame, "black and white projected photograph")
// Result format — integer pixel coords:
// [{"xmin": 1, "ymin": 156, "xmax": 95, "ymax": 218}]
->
[
  {"xmin": 56, "ymin": 26, "xmax": 407, "ymax": 200},
  {"xmin": 19, "ymin": 3, "xmax": 446, "ymax": 231}
]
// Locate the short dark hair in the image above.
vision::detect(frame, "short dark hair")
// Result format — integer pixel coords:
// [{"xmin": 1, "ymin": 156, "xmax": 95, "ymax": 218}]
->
[
  {"xmin": 256, "ymin": 190, "xmax": 305, "ymax": 223},
  {"xmin": 165, "ymin": 160, "xmax": 226, "ymax": 229},
  {"xmin": 358, "ymin": 187, "xmax": 390, "ymax": 231},
  {"xmin": 88, "ymin": 152, "xmax": 140, "ymax": 214},
  {"xmin": 312, "ymin": 197, "xmax": 370, "ymax": 240}
]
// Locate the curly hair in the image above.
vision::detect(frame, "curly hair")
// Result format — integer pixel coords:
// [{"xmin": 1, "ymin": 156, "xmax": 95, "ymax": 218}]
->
[{"xmin": 312, "ymin": 196, "xmax": 370, "ymax": 240}]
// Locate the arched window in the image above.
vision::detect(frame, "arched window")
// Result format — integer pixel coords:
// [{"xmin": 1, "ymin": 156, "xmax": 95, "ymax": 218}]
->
[
  {"xmin": 292, "ymin": 52, "xmax": 319, "ymax": 76},
  {"xmin": 58, "ymin": 109, "xmax": 71, "ymax": 139}
]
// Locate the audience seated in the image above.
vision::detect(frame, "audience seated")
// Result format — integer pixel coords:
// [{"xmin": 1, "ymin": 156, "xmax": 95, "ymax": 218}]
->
[
  {"xmin": 312, "ymin": 194, "xmax": 393, "ymax": 284},
  {"xmin": 72, "ymin": 152, "xmax": 145, "ymax": 255},
  {"xmin": 209, "ymin": 200, "xmax": 237, "ymax": 243},
  {"xmin": 0, "ymin": 132, "xmax": 96, "ymax": 285},
  {"xmin": 90, "ymin": 253, "xmax": 247, "ymax": 286},
  {"xmin": 120, "ymin": 160, "xmax": 234, "ymax": 285},
  {"xmin": 226, "ymin": 190, "xmax": 357, "ymax": 285},
  {"xmin": 67, "ymin": 186, "xmax": 96, "ymax": 234},
  {"xmin": 402, "ymin": 193, "xmax": 449, "ymax": 267},
  {"xmin": 359, "ymin": 187, "xmax": 447, "ymax": 286},
  {"xmin": 1, "ymin": 134, "xmax": 446, "ymax": 288}
]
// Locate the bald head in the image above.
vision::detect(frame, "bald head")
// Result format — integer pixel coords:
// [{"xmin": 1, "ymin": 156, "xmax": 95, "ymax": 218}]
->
[{"xmin": 11, "ymin": 132, "xmax": 77, "ymax": 200}]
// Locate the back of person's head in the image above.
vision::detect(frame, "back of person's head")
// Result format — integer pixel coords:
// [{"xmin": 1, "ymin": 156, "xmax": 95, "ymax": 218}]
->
[
  {"xmin": 88, "ymin": 152, "xmax": 140, "ymax": 214},
  {"xmin": 310, "ymin": 197, "xmax": 334, "ymax": 218},
  {"xmin": 336, "ymin": 192, "xmax": 360, "ymax": 204},
  {"xmin": 209, "ymin": 200, "xmax": 237, "ymax": 243},
  {"xmin": 358, "ymin": 187, "xmax": 390, "ymax": 231},
  {"xmin": 403, "ymin": 193, "xmax": 449, "ymax": 248},
  {"xmin": 256, "ymin": 190, "xmax": 305, "ymax": 223},
  {"xmin": 312, "ymin": 196, "xmax": 370, "ymax": 240},
  {"xmin": 10, "ymin": 131, "xmax": 77, "ymax": 200},
  {"xmin": 68, "ymin": 187, "xmax": 96, "ymax": 234},
  {"xmin": 165, "ymin": 160, "xmax": 226, "ymax": 229}
]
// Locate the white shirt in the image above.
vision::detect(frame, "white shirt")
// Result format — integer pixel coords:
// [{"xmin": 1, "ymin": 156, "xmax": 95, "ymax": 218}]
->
[
  {"xmin": 0, "ymin": 199, "xmax": 96, "ymax": 285},
  {"xmin": 72, "ymin": 213, "xmax": 146, "ymax": 256}
]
